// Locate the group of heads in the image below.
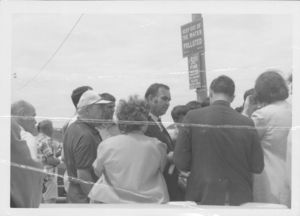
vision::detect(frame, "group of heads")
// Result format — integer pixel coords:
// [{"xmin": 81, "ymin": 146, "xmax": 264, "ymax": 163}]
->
[
  {"xmin": 71, "ymin": 86, "xmax": 116, "ymax": 126},
  {"xmin": 69, "ymin": 83, "xmax": 171, "ymax": 133},
  {"xmin": 11, "ymin": 100, "xmax": 54, "ymax": 137},
  {"xmin": 11, "ymin": 70, "xmax": 290, "ymax": 135},
  {"xmin": 118, "ymin": 83, "xmax": 172, "ymax": 133},
  {"xmin": 237, "ymin": 70, "xmax": 290, "ymax": 112},
  {"xmin": 171, "ymin": 99, "xmax": 210, "ymax": 124}
]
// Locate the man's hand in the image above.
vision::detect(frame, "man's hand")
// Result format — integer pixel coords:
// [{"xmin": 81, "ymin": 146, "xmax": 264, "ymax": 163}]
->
[{"xmin": 242, "ymin": 95, "xmax": 259, "ymax": 117}]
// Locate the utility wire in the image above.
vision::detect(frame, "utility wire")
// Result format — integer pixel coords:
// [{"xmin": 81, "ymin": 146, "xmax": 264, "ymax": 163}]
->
[{"xmin": 18, "ymin": 13, "xmax": 84, "ymax": 91}]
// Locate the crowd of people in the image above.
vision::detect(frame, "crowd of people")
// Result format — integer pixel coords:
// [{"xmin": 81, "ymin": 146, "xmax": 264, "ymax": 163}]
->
[{"xmin": 10, "ymin": 70, "xmax": 292, "ymax": 208}]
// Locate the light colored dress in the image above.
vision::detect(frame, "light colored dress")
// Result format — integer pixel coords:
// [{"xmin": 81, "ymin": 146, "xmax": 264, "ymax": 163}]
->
[
  {"xmin": 89, "ymin": 132, "xmax": 169, "ymax": 203},
  {"xmin": 251, "ymin": 100, "xmax": 292, "ymax": 207}
]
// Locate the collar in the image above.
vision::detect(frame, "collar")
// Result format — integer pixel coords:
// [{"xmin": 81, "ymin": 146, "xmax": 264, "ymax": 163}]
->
[
  {"xmin": 212, "ymin": 100, "xmax": 231, "ymax": 107},
  {"xmin": 76, "ymin": 119, "xmax": 100, "ymax": 136},
  {"xmin": 19, "ymin": 125, "xmax": 25, "ymax": 132},
  {"xmin": 149, "ymin": 113, "xmax": 160, "ymax": 122},
  {"xmin": 149, "ymin": 113, "xmax": 164, "ymax": 131}
]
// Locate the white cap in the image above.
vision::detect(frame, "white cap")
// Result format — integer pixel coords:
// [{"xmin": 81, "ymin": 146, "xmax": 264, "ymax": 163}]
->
[{"xmin": 77, "ymin": 90, "xmax": 111, "ymax": 109}]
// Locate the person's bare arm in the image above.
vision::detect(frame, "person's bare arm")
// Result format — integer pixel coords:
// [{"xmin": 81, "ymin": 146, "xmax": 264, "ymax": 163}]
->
[{"xmin": 77, "ymin": 169, "xmax": 95, "ymax": 196}]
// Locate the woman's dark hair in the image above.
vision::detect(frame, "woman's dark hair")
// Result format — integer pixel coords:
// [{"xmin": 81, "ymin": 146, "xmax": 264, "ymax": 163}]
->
[
  {"xmin": 171, "ymin": 105, "xmax": 189, "ymax": 123},
  {"xmin": 116, "ymin": 95, "xmax": 149, "ymax": 133},
  {"xmin": 254, "ymin": 70, "xmax": 289, "ymax": 104},
  {"xmin": 185, "ymin": 101, "xmax": 202, "ymax": 110}
]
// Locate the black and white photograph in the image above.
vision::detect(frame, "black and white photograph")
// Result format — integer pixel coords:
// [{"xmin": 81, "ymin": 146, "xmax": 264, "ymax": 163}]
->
[{"xmin": 2, "ymin": 1, "xmax": 300, "ymax": 216}]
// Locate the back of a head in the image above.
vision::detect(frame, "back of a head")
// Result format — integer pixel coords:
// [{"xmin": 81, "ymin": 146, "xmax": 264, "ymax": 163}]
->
[
  {"xmin": 71, "ymin": 86, "xmax": 93, "ymax": 108},
  {"xmin": 210, "ymin": 75, "xmax": 235, "ymax": 97},
  {"xmin": 254, "ymin": 70, "xmax": 289, "ymax": 104},
  {"xmin": 144, "ymin": 83, "xmax": 169, "ymax": 100},
  {"xmin": 171, "ymin": 105, "xmax": 189, "ymax": 123},
  {"xmin": 116, "ymin": 95, "xmax": 149, "ymax": 133},
  {"xmin": 37, "ymin": 119, "xmax": 53, "ymax": 137}
]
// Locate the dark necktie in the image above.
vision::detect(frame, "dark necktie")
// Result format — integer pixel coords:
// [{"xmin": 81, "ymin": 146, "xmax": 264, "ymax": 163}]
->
[
  {"xmin": 157, "ymin": 117, "xmax": 173, "ymax": 151},
  {"xmin": 157, "ymin": 117, "xmax": 164, "ymax": 132}
]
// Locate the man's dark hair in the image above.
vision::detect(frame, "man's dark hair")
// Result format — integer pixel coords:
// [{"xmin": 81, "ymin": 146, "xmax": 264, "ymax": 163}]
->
[
  {"xmin": 254, "ymin": 70, "xmax": 289, "ymax": 104},
  {"xmin": 144, "ymin": 83, "xmax": 170, "ymax": 100},
  {"xmin": 37, "ymin": 119, "xmax": 53, "ymax": 137},
  {"xmin": 71, "ymin": 86, "xmax": 93, "ymax": 108},
  {"xmin": 186, "ymin": 101, "xmax": 202, "ymax": 110},
  {"xmin": 100, "ymin": 92, "xmax": 116, "ymax": 103},
  {"xmin": 201, "ymin": 97, "xmax": 210, "ymax": 107},
  {"xmin": 210, "ymin": 75, "xmax": 235, "ymax": 97},
  {"xmin": 171, "ymin": 105, "xmax": 189, "ymax": 123}
]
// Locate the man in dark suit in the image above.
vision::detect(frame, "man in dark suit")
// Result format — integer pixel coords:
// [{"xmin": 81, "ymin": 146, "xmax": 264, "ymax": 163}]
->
[
  {"xmin": 174, "ymin": 75, "xmax": 264, "ymax": 205},
  {"xmin": 144, "ymin": 83, "xmax": 183, "ymax": 201}
]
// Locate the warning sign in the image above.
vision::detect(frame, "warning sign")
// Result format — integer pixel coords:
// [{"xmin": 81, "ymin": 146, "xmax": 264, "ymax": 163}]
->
[
  {"xmin": 188, "ymin": 52, "xmax": 206, "ymax": 90},
  {"xmin": 181, "ymin": 18, "xmax": 204, "ymax": 57}
]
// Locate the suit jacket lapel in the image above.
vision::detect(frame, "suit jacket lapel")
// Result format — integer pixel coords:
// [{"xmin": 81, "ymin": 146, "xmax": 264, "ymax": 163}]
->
[{"xmin": 147, "ymin": 115, "xmax": 174, "ymax": 152}]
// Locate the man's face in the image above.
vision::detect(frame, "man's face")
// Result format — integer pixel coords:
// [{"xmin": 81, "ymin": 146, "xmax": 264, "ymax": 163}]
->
[
  {"xmin": 88, "ymin": 103, "xmax": 114, "ymax": 126},
  {"xmin": 149, "ymin": 87, "xmax": 171, "ymax": 117},
  {"xmin": 103, "ymin": 102, "xmax": 115, "ymax": 120},
  {"xmin": 21, "ymin": 106, "xmax": 37, "ymax": 135}
]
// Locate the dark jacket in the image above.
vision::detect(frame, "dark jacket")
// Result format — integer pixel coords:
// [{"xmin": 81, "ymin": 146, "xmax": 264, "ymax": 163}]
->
[
  {"xmin": 145, "ymin": 115, "xmax": 183, "ymax": 201},
  {"xmin": 174, "ymin": 100, "xmax": 264, "ymax": 205},
  {"xmin": 11, "ymin": 119, "xmax": 45, "ymax": 208}
]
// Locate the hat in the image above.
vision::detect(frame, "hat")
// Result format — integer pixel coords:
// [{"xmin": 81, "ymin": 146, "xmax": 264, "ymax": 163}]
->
[
  {"xmin": 77, "ymin": 90, "xmax": 111, "ymax": 109},
  {"xmin": 71, "ymin": 86, "xmax": 93, "ymax": 108}
]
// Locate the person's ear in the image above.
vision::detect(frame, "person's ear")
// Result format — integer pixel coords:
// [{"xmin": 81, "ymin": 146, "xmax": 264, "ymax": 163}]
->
[{"xmin": 147, "ymin": 95, "xmax": 155, "ymax": 104}]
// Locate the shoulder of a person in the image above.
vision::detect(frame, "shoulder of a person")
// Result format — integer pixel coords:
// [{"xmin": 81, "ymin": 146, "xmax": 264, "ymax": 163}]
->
[
  {"xmin": 145, "ymin": 135, "xmax": 167, "ymax": 148},
  {"xmin": 253, "ymin": 101, "xmax": 287, "ymax": 117},
  {"xmin": 185, "ymin": 107, "xmax": 207, "ymax": 120},
  {"xmin": 68, "ymin": 121, "xmax": 91, "ymax": 135},
  {"xmin": 235, "ymin": 111, "xmax": 255, "ymax": 126}
]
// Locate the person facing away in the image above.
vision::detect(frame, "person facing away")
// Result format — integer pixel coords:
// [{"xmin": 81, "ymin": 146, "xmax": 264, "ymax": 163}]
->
[
  {"xmin": 63, "ymin": 90, "xmax": 113, "ymax": 203},
  {"xmin": 36, "ymin": 119, "xmax": 61, "ymax": 203},
  {"xmin": 144, "ymin": 83, "xmax": 184, "ymax": 201},
  {"xmin": 11, "ymin": 101, "xmax": 45, "ymax": 208},
  {"xmin": 174, "ymin": 75, "xmax": 264, "ymax": 206},
  {"xmin": 89, "ymin": 95, "xmax": 169, "ymax": 203},
  {"xmin": 242, "ymin": 70, "xmax": 292, "ymax": 207},
  {"xmin": 167, "ymin": 105, "xmax": 189, "ymax": 142}
]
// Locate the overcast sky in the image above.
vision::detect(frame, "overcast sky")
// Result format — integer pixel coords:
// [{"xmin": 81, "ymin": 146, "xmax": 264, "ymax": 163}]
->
[{"xmin": 11, "ymin": 14, "xmax": 292, "ymax": 128}]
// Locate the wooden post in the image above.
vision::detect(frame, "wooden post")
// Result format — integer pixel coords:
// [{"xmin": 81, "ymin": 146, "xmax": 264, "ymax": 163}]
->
[{"xmin": 192, "ymin": 14, "xmax": 207, "ymax": 103}]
